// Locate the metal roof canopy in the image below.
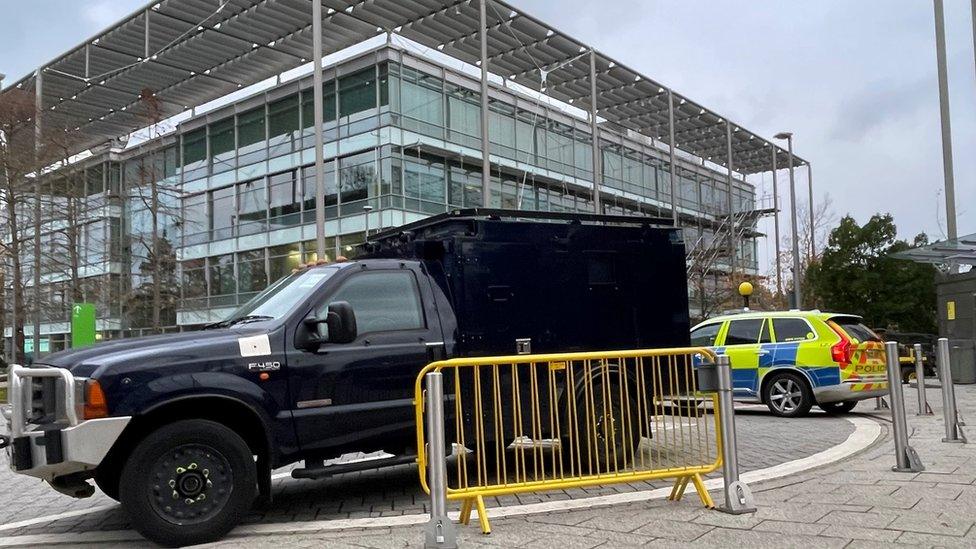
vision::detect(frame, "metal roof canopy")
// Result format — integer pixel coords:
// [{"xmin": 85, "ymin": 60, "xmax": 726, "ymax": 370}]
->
[
  {"xmin": 892, "ymin": 233, "xmax": 976, "ymax": 267},
  {"xmin": 1, "ymin": 0, "xmax": 807, "ymax": 173}
]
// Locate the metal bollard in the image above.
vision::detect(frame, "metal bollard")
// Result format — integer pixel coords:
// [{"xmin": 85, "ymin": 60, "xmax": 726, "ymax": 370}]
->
[
  {"xmin": 937, "ymin": 338, "xmax": 966, "ymax": 443},
  {"xmin": 715, "ymin": 354, "xmax": 756, "ymax": 514},
  {"xmin": 885, "ymin": 341, "xmax": 925, "ymax": 472},
  {"xmin": 913, "ymin": 344, "xmax": 933, "ymax": 416},
  {"xmin": 424, "ymin": 372, "xmax": 458, "ymax": 549}
]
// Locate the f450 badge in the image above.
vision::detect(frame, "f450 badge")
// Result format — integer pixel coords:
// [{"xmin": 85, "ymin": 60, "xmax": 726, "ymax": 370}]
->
[{"xmin": 248, "ymin": 361, "xmax": 281, "ymax": 372}]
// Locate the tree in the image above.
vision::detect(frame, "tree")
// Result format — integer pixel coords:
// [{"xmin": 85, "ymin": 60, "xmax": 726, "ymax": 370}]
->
[
  {"xmin": 767, "ymin": 195, "xmax": 836, "ymax": 309},
  {"xmin": 805, "ymin": 214, "xmax": 936, "ymax": 333}
]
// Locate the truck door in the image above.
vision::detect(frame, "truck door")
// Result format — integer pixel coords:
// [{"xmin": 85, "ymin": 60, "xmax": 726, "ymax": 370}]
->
[{"xmin": 287, "ymin": 264, "xmax": 443, "ymax": 456}]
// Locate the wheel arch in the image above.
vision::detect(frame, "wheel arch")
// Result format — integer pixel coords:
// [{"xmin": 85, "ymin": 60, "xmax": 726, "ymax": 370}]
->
[
  {"xmin": 758, "ymin": 367, "xmax": 815, "ymax": 404},
  {"xmin": 98, "ymin": 395, "xmax": 273, "ymax": 486}
]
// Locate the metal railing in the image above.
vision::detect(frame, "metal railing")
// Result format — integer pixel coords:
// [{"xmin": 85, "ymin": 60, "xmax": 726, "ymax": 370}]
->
[{"xmin": 415, "ymin": 347, "xmax": 723, "ymax": 539}]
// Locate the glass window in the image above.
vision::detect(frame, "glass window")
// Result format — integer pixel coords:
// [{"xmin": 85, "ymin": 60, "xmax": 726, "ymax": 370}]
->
[
  {"xmin": 209, "ymin": 118, "xmax": 235, "ymax": 156},
  {"xmin": 183, "ymin": 192, "xmax": 208, "ymax": 245},
  {"xmin": 447, "ymin": 86, "xmax": 480, "ymax": 145},
  {"xmin": 268, "ymin": 243, "xmax": 302, "ymax": 283},
  {"xmin": 339, "ymin": 69, "xmax": 377, "ymax": 117},
  {"xmin": 489, "ymin": 101, "xmax": 516, "ymax": 154},
  {"xmin": 691, "ymin": 323, "xmax": 721, "ymax": 347},
  {"xmin": 238, "ymin": 107, "xmax": 265, "ymax": 148},
  {"xmin": 404, "ymin": 155, "xmax": 446, "ymax": 212},
  {"xmin": 237, "ymin": 249, "xmax": 267, "ymax": 295},
  {"xmin": 209, "ymin": 254, "xmax": 236, "ymax": 297},
  {"xmin": 269, "ymin": 94, "xmax": 300, "ymax": 156},
  {"xmin": 323, "ymin": 271, "xmax": 425, "ymax": 334},
  {"xmin": 772, "ymin": 318, "xmax": 815, "ymax": 343},
  {"xmin": 831, "ymin": 318, "xmax": 880, "ymax": 343},
  {"xmin": 210, "ymin": 186, "xmax": 235, "ymax": 240},
  {"xmin": 85, "ymin": 164, "xmax": 104, "ymax": 195},
  {"xmin": 725, "ymin": 318, "xmax": 763, "ymax": 345},
  {"xmin": 302, "ymin": 163, "xmax": 337, "ymax": 223},
  {"xmin": 339, "ymin": 151, "xmax": 374, "ymax": 213},
  {"xmin": 237, "ymin": 179, "xmax": 267, "ymax": 236},
  {"xmin": 759, "ymin": 319, "xmax": 772, "ymax": 344},
  {"xmin": 182, "ymin": 128, "xmax": 207, "ymax": 167},
  {"xmin": 301, "ymin": 83, "xmax": 337, "ymax": 127},
  {"xmin": 269, "ymin": 171, "xmax": 301, "ymax": 229},
  {"xmin": 181, "ymin": 258, "xmax": 207, "ymax": 302},
  {"xmin": 401, "ymin": 73, "xmax": 443, "ymax": 126}
]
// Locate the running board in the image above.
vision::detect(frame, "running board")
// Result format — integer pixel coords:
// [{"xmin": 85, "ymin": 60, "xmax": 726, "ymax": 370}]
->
[{"xmin": 291, "ymin": 454, "xmax": 417, "ymax": 479}]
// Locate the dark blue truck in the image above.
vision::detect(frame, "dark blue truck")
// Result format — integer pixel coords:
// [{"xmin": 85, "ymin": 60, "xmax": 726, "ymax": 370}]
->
[{"xmin": 2, "ymin": 210, "xmax": 690, "ymax": 546}]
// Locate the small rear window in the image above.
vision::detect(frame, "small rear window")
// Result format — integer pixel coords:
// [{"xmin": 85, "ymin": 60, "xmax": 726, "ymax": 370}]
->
[
  {"xmin": 832, "ymin": 317, "xmax": 881, "ymax": 342},
  {"xmin": 772, "ymin": 318, "xmax": 815, "ymax": 342}
]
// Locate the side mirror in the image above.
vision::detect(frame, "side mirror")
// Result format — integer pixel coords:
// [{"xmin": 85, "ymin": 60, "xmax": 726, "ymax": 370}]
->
[
  {"xmin": 302, "ymin": 301, "xmax": 357, "ymax": 348},
  {"xmin": 325, "ymin": 301, "xmax": 357, "ymax": 344}
]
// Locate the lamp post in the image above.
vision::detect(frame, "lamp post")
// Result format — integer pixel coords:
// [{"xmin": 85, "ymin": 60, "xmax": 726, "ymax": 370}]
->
[
  {"xmin": 774, "ymin": 132, "xmax": 801, "ymax": 309},
  {"xmin": 363, "ymin": 204, "xmax": 373, "ymax": 242}
]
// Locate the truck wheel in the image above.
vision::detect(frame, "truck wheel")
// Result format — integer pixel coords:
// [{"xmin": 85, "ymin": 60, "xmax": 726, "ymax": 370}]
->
[
  {"xmin": 560, "ymin": 375, "xmax": 641, "ymax": 474},
  {"xmin": 762, "ymin": 372, "xmax": 813, "ymax": 418},
  {"xmin": 94, "ymin": 466, "xmax": 120, "ymax": 501},
  {"xmin": 819, "ymin": 400, "xmax": 858, "ymax": 414},
  {"xmin": 119, "ymin": 420, "xmax": 256, "ymax": 547}
]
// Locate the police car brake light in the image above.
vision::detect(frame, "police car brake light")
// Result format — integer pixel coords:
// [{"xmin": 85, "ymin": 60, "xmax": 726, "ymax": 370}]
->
[{"xmin": 827, "ymin": 323, "xmax": 854, "ymax": 366}]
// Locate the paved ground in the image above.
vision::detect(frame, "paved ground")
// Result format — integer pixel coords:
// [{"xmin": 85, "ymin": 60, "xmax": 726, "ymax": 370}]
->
[
  {"xmin": 0, "ymin": 403, "xmax": 855, "ymax": 539},
  {"xmin": 199, "ymin": 384, "xmax": 976, "ymax": 548}
]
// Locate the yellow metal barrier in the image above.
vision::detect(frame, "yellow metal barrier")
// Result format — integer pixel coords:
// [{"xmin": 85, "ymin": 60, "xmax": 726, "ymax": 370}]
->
[{"xmin": 414, "ymin": 347, "xmax": 722, "ymax": 534}]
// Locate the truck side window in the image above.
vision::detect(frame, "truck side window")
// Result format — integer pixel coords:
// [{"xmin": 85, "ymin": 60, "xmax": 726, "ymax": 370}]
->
[
  {"xmin": 724, "ymin": 319, "xmax": 763, "ymax": 345},
  {"xmin": 772, "ymin": 318, "xmax": 814, "ymax": 342},
  {"xmin": 690, "ymin": 323, "xmax": 721, "ymax": 346},
  {"xmin": 322, "ymin": 271, "xmax": 425, "ymax": 334}
]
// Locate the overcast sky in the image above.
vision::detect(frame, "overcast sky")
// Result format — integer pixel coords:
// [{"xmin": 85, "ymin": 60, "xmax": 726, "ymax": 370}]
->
[{"xmin": 1, "ymin": 0, "xmax": 974, "ymax": 271}]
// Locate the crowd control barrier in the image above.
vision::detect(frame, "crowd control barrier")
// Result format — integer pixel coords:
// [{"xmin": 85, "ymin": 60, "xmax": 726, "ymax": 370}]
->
[{"xmin": 415, "ymin": 347, "xmax": 722, "ymax": 540}]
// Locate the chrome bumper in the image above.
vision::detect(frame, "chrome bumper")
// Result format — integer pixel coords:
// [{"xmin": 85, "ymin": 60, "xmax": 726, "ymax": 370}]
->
[{"xmin": 3, "ymin": 364, "xmax": 130, "ymax": 482}]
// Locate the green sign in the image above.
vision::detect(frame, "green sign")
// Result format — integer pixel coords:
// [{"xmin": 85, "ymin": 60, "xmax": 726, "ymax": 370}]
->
[
  {"xmin": 24, "ymin": 338, "xmax": 50, "ymax": 354},
  {"xmin": 71, "ymin": 302, "xmax": 97, "ymax": 349}
]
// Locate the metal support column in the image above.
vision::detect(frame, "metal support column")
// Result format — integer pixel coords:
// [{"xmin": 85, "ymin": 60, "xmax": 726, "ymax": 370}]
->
[
  {"xmin": 312, "ymin": 0, "xmax": 327, "ymax": 259},
  {"xmin": 725, "ymin": 122, "xmax": 735, "ymax": 276},
  {"xmin": 479, "ymin": 0, "xmax": 491, "ymax": 208},
  {"xmin": 715, "ymin": 354, "xmax": 755, "ymax": 514},
  {"xmin": 806, "ymin": 164, "xmax": 815, "ymax": 260},
  {"xmin": 144, "ymin": 9, "xmax": 151, "ymax": 59},
  {"xmin": 668, "ymin": 90, "xmax": 678, "ymax": 226},
  {"xmin": 32, "ymin": 69, "xmax": 43, "ymax": 359},
  {"xmin": 914, "ymin": 343, "xmax": 933, "ymax": 416},
  {"xmin": 785, "ymin": 135, "xmax": 801, "ymax": 307},
  {"xmin": 937, "ymin": 338, "xmax": 966, "ymax": 443},
  {"xmin": 589, "ymin": 50, "xmax": 602, "ymax": 213},
  {"xmin": 886, "ymin": 341, "xmax": 925, "ymax": 472},
  {"xmin": 934, "ymin": 0, "xmax": 958, "ymax": 244},
  {"xmin": 423, "ymin": 372, "xmax": 457, "ymax": 548},
  {"xmin": 770, "ymin": 146, "xmax": 782, "ymax": 298}
]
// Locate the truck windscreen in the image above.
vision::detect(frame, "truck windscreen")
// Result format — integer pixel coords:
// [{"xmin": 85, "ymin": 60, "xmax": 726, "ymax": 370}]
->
[{"xmin": 222, "ymin": 267, "xmax": 338, "ymax": 323}]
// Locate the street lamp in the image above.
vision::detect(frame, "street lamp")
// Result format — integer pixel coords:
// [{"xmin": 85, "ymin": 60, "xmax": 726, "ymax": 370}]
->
[
  {"xmin": 363, "ymin": 204, "xmax": 373, "ymax": 243},
  {"xmin": 774, "ymin": 131, "xmax": 802, "ymax": 309}
]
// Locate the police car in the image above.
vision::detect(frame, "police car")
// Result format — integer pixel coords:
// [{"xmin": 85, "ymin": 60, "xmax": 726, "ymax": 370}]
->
[{"xmin": 691, "ymin": 311, "xmax": 889, "ymax": 417}]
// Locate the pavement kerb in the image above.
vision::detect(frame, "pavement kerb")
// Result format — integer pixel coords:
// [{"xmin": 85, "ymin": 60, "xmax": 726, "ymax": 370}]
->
[{"xmin": 0, "ymin": 414, "xmax": 882, "ymax": 547}]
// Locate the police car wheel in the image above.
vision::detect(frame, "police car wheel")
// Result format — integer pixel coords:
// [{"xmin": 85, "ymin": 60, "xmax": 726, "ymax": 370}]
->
[
  {"xmin": 819, "ymin": 400, "xmax": 858, "ymax": 414},
  {"xmin": 763, "ymin": 372, "xmax": 813, "ymax": 418},
  {"xmin": 119, "ymin": 420, "xmax": 256, "ymax": 547}
]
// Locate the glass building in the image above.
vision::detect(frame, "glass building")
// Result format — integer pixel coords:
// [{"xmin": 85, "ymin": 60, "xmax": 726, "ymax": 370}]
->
[{"xmin": 4, "ymin": 44, "xmax": 763, "ymax": 352}]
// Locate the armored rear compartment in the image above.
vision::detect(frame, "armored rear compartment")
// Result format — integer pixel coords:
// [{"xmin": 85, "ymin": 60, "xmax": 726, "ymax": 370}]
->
[{"xmin": 362, "ymin": 209, "xmax": 691, "ymax": 357}]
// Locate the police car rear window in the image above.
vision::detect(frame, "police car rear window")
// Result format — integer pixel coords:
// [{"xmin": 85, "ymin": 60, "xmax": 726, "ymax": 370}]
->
[{"xmin": 833, "ymin": 318, "xmax": 881, "ymax": 342}]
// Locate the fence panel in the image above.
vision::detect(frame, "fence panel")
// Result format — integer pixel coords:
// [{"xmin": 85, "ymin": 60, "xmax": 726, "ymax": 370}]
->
[{"xmin": 414, "ymin": 347, "xmax": 722, "ymax": 533}]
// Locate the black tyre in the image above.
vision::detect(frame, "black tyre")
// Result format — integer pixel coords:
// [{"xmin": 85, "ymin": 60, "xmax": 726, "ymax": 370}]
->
[
  {"xmin": 94, "ymin": 465, "xmax": 120, "ymax": 501},
  {"xmin": 119, "ymin": 420, "xmax": 256, "ymax": 547},
  {"xmin": 819, "ymin": 400, "xmax": 858, "ymax": 414},
  {"xmin": 901, "ymin": 367, "xmax": 916, "ymax": 384},
  {"xmin": 762, "ymin": 371, "xmax": 813, "ymax": 418},
  {"xmin": 560, "ymin": 373, "xmax": 641, "ymax": 474}
]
